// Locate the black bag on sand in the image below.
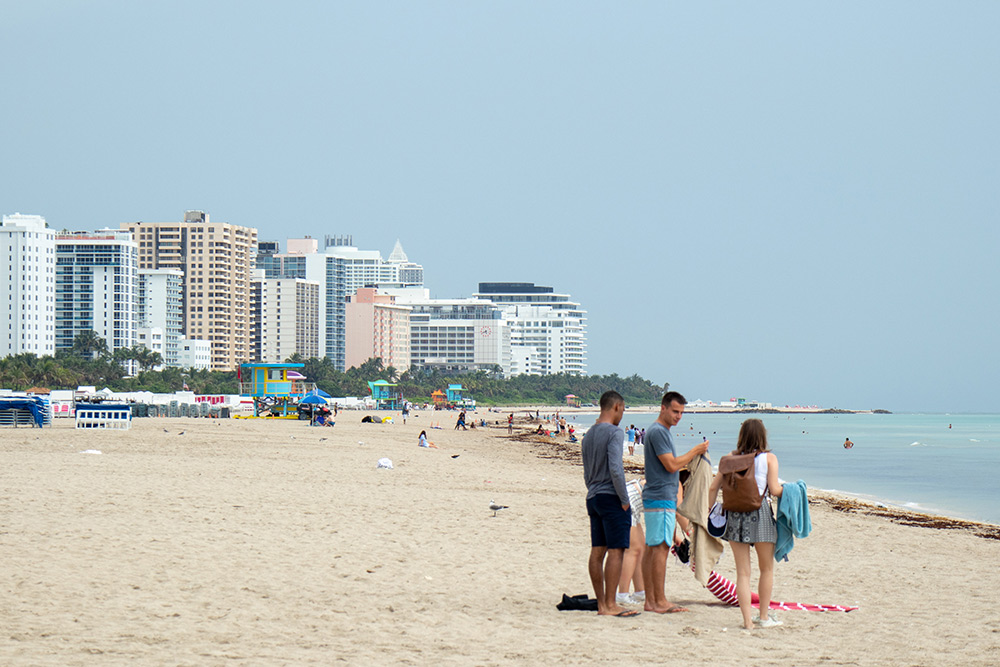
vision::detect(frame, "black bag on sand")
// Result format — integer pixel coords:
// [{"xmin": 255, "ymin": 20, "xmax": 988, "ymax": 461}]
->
[
  {"xmin": 556, "ymin": 594, "xmax": 599, "ymax": 611},
  {"xmin": 719, "ymin": 451, "xmax": 765, "ymax": 513}
]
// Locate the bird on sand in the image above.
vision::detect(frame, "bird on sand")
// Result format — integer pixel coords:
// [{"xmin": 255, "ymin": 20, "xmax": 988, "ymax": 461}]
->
[{"xmin": 489, "ymin": 500, "xmax": 509, "ymax": 517}]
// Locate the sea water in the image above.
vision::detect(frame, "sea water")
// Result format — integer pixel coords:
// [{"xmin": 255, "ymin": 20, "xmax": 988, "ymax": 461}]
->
[{"xmin": 564, "ymin": 412, "xmax": 1000, "ymax": 525}]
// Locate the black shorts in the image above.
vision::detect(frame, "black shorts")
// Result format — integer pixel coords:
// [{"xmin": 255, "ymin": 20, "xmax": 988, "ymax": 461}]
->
[{"xmin": 586, "ymin": 493, "xmax": 631, "ymax": 549}]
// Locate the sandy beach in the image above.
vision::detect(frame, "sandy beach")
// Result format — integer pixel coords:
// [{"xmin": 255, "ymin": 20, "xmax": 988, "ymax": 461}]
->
[{"xmin": 2, "ymin": 412, "xmax": 999, "ymax": 666}]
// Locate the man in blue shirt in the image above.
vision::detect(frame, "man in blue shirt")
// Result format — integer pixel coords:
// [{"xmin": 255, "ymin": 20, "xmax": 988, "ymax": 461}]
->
[{"xmin": 641, "ymin": 392, "xmax": 708, "ymax": 614}]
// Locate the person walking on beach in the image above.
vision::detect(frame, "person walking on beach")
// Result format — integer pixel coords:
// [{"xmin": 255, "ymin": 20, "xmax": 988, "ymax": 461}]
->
[
  {"xmin": 708, "ymin": 418, "xmax": 784, "ymax": 629},
  {"xmin": 507, "ymin": 413, "xmax": 514, "ymax": 434},
  {"xmin": 641, "ymin": 392, "xmax": 709, "ymax": 614},
  {"xmin": 625, "ymin": 425, "xmax": 636, "ymax": 456},
  {"xmin": 582, "ymin": 391, "xmax": 638, "ymax": 617},
  {"xmin": 455, "ymin": 411, "xmax": 467, "ymax": 430}
]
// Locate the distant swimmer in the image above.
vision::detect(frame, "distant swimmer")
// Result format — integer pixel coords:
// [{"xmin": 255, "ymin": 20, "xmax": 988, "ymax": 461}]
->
[{"xmin": 844, "ymin": 438, "xmax": 854, "ymax": 449}]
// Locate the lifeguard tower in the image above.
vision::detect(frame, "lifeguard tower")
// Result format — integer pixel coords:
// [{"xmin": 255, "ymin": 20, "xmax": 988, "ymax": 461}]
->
[
  {"xmin": 239, "ymin": 363, "xmax": 316, "ymax": 418},
  {"xmin": 431, "ymin": 389, "xmax": 447, "ymax": 408},
  {"xmin": 446, "ymin": 384, "xmax": 475, "ymax": 408},
  {"xmin": 367, "ymin": 380, "xmax": 402, "ymax": 410},
  {"xmin": 564, "ymin": 394, "xmax": 581, "ymax": 408}
]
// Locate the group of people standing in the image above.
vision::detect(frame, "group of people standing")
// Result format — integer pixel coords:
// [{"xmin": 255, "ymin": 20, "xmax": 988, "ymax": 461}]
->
[{"xmin": 582, "ymin": 390, "xmax": 784, "ymax": 629}]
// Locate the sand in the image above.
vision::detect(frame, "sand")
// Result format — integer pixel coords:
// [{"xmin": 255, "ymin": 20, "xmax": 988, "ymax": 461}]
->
[{"xmin": 2, "ymin": 412, "xmax": 999, "ymax": 666}]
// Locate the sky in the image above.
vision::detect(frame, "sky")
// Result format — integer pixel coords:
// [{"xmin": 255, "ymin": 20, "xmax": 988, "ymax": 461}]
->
[{"xmin": 2, "ymin": 1, "xmax": 998, "ymax": 413}]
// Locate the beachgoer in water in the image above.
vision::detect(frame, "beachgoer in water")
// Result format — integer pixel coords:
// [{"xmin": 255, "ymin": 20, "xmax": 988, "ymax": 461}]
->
[
  {"xmin": 844, "ymin": 438, "xmax": 854, "ymax": 449},
  {"xmin": 709, "ymin": 418, "xmax": 784, "ymax": 629}
]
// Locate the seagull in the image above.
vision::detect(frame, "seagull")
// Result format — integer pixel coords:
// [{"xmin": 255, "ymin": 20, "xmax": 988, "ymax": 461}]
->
[
  {"xmin": 489, "ymin": 500, "xmax": 509, "ymax": 517},
  {"xmin": 163, "ymin": 428, "xmax": 169, "ymax": 433},
  {"xmin": 319, "ymin": 437, "xmax": 328, "ymax": 442}
]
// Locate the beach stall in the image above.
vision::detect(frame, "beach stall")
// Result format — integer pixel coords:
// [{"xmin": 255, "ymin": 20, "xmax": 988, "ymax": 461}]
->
[
  {"xmin": 367, "ymin": 380, "xmax": 402, "ymax": 411},
  {"xmin": 75, "ymin": 402, "xmax": 131, "ymax": 430},
  {"xmin": 238, "ymin": 363, "xmax": 317, "ymax": 418}
]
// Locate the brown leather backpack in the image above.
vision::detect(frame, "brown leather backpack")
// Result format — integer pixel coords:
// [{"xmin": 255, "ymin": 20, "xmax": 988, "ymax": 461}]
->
[{"xmin": 719, "ymin": 451, "xmax": 765, "ymax": 512}]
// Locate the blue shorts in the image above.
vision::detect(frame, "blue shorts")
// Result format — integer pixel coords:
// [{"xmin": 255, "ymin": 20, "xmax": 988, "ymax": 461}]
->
[
  {"xmin": 644, "ymin": 500, "xmax": 676, "ymax": 546},
  {"xmin": 586, "ymin": 494, "xmax": 631, "ymax": 549}
]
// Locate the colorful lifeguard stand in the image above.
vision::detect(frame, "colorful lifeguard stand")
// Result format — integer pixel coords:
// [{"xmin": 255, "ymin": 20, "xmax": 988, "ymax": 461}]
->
[
  {"xmin": 239, "ymin": 363, "xmax": 316, "ymax": 417},
  {"xmin": 564, "ymin": 394, "xmax": 581, "ymax": 408},
  {"xmin": 431, "ymin": 389, "xmax": 447, "ymax": 407},
  {"xmin": 447, "ymin": 384, "xmax": 474, "ymax": 408},
  {"xmin": 367, "ymin": 380, "xmax": 402, "ymax": 410}
]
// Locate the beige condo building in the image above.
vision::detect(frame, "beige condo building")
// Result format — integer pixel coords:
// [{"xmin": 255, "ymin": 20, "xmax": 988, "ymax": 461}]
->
[
  {"xmin": 121, "ymin": 210, "xmax": 256, "ymax": 371},
  {"xmin": 344, "ymin": 287, "xmax": 411, "ymax": 373}
]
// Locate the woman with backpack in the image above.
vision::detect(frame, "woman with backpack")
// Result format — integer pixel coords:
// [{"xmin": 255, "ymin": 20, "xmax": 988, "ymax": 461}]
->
[{"xmin": 708, "ymin": 418, "xmax": 784, "ymax": 629}]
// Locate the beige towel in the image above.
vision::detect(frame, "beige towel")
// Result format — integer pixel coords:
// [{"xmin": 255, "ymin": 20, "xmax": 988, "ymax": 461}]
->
[{"xmin": 678, "ymin": 454, "xmax": 724, "ymax": 586}]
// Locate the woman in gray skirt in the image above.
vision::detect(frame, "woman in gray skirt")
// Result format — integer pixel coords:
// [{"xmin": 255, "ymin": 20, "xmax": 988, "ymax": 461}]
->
[{"xmin": 708, "ymin": 419, "xmax": 784, "ymax": 630}]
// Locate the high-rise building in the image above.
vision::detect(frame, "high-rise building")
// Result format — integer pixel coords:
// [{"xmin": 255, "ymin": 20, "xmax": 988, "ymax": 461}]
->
[
  {"xmin": 54, "ymin": 229, "xmax": 138, "ymax": 356},
  {"xmin": 251, "ymin": 273, "xmax": 320, "ymax": 363},
  {"xmin": 0, "ymin": 213, "xmax": 56, "ymax": 356},
  {"xmin": 256, "ymin": 236, "xmax": 423, "ymax": 370},
  {"xmin": 122, "ymin": 211, "xmax": 257, "ymax": 371},
  {"xmin": 386, "ymin": 288, "xmax": 508, "ymax": 374},
  {"xmin": 138, "ymin": 269, "xmax": 184, "ymax": 367},
  {"xmin": 344, "ymin": 288, "xmax": 411, "ymax": 373},
  {"xmin": 474, "ymin": 282, "xmax": 587, "ymax": 376}
]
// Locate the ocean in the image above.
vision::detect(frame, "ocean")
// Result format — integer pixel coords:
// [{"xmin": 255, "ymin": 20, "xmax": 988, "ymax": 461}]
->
[{"xmin": 562, "ymin": 411, "xmax": 1000, "ymax": 525}]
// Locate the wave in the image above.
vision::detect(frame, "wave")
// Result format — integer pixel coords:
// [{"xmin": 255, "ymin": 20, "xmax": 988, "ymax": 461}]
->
[{"xmin": 909, "ymin": 441, "xmax": 926, "ymax": 447}]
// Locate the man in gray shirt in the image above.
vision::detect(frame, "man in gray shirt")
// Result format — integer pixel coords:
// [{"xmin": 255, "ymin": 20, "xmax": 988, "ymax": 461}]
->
[{"xmin": 582, "ymin": 391, "xmax": 638, "ymax": 617}]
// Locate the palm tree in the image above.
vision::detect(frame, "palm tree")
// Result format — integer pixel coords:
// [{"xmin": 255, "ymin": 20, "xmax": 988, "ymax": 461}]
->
[{"xmin": 72, "ymin": 331, "xmax": 108, "ymax": 360}]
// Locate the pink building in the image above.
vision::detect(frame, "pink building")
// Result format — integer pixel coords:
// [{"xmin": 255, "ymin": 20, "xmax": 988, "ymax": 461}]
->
[{"xmin": 345, "ymin": 288, "xmax": 411, "ymax": 373}]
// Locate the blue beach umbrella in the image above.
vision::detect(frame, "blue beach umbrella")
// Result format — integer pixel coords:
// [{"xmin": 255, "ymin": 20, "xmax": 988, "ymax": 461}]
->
[{"xmin": 300, "ymin": 394, "xmax": 327, "ymax": 405}]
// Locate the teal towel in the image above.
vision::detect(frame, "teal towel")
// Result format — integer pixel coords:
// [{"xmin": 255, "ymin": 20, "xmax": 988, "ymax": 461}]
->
[{"xmin": 775, "ymin": 480, "xmax": 811, "ymax": 562}]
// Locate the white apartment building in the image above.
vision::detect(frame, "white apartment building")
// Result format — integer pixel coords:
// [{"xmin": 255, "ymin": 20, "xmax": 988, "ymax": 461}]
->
[
  {"xmin": 54, "ymin": 229, "xmax": 138, "ymax": 356},
  {"xmin": 136, "ymin": 327, "xmax": 166, "ymax": 368},
  {"xmin": 473, "ymin": 282, "xmax": 587, "ymax": 376},
  {"xmin": 177, "ymin": 338, "xmax": 211, "ymax": 370},
  {"xmin": 0, "ymin": 213, "xmax": 56, "ymax": 357},
  {"xmin": 386, "ymin": 289, "xmax": 509, "ymax": 374},
  {"xmin": 122, "ymin": 210, "xmax": 257, "ymax": 371},
  {"xmin": 138, "ymin": 268, "xmax": 184, "ymax": 367},
  {"xmin": 251, "ymin": 274, "xmax": 320, "ymax": 363},
  {"xmin": 256, "ymin": 236, "xmax": 423, "ymax": 370}
]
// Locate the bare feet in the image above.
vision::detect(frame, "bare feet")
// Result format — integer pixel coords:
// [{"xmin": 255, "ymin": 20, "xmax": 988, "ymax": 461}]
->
[
  {"xmin": 644, "ymin": 600, "xmax": 690, "ymax": 614},
  {"xmin": 598, "ymin": 605, "xmax": 640, "ymax": 617}
]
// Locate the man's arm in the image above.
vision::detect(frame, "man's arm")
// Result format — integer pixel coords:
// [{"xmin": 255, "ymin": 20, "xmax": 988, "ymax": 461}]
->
[
  {"xmin": 606, "ymin": 429, "xmax": 630, "ymax": 508},
  {"xmin": 657, "ymin": 439, "xmax": 709, "ymax": 473}
]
